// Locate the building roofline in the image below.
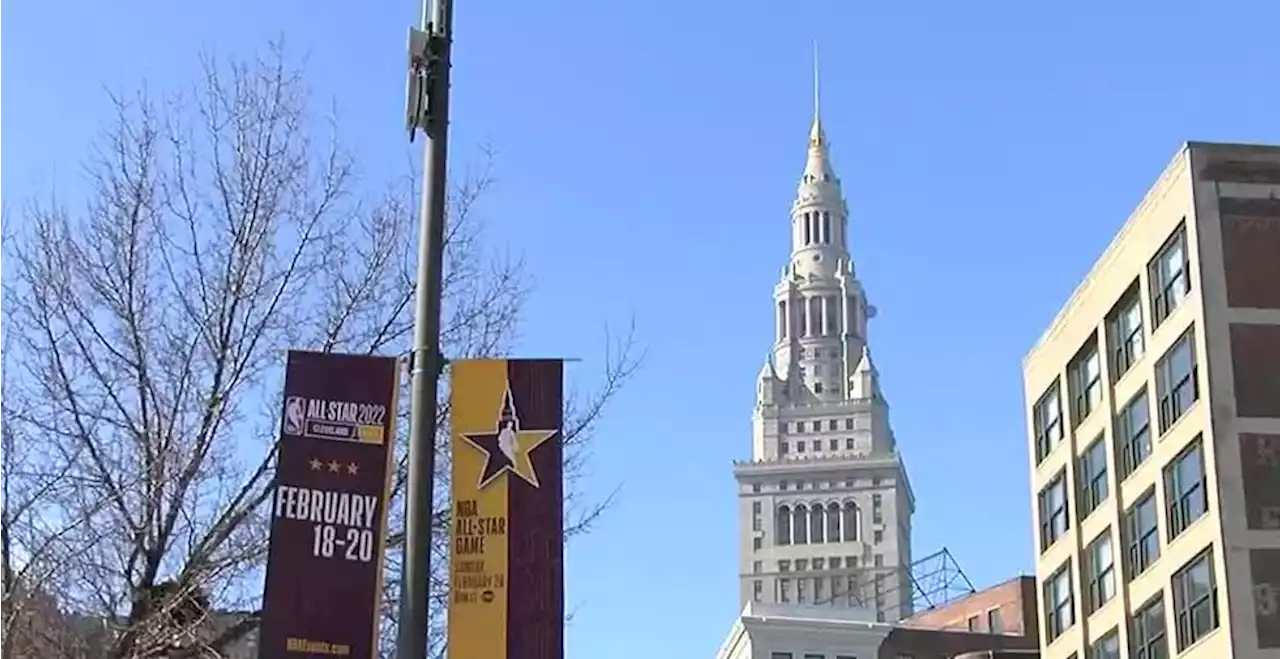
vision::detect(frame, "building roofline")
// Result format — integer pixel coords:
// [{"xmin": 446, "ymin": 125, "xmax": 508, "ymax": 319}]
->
[
  {"xmin": 1185, "ymin": 139, "xmax": 1280, "ymax": 152},
  {"xmin": 1021, "ymin": 142, "xmax": 1191, "ymax": 369},
  {"xmin": 714, "ymin": 602, "xmax": 893, "ymax": 659},
  {"xmin": 741, "ymin": 613, "xmax": 893, "ymax": 634},
  {"xmin": 712, "ymin": 616, "xmax": 748, "ymax": 659}
]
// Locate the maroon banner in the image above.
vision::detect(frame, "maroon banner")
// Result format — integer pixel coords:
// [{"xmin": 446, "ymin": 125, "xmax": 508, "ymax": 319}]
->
[{"xmin": 258, "ymin": 350, "xmax": 399, "ymax": 659}]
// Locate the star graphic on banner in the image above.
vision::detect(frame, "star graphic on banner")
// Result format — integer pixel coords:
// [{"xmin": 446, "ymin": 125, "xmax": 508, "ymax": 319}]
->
[
  {"xmin": 347, "ymin": 462, "xmax": 359, "ymax": 475},
  {"xmin": 328, "ymin": 460, "xmax": 341, "ymax": 473},
  {"xmin": 461, "ymin": 388, "xmax": 558, "ymax": 489},
  {"xmin": 309, "ymin": 458, "xmax": 322, "ymax": 471}
]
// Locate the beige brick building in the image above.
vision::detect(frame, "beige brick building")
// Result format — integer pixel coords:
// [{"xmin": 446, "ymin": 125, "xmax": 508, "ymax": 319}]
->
[{"xmin": 1021, "ymin": 141, "xmax": 1280, "ymax": 659}]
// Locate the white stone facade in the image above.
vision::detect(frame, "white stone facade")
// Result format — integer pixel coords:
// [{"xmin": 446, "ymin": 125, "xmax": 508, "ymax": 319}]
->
[{"xmin": 713, "ymin": 602, "xmax": 892, "ymax": 659}]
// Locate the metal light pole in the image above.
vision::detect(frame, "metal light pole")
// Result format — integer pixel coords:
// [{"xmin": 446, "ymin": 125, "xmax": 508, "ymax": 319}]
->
[{"xmin": 399, "ymin": 0, "xmax": 454, "ymax": 656}]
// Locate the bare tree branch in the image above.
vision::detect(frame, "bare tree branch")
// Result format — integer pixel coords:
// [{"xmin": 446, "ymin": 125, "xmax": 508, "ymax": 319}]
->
[{"xmin": 2, "ymin": 41, "xmax": 643, "ymax": 659}]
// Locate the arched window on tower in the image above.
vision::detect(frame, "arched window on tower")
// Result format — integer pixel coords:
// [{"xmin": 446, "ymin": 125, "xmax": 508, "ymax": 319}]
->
[
  {"xmin": 777, "ymin": 300, "xmax": 788, "ymax": 340},
  {"xmin": 792, "ymin": 505, "xmax": 809, "ymax": 544},
  {"xmin": 809, "ymin": 297, "xmax": 822, "ymax": 337},
  {"xmin": 776, "ymin": 505, "xmax": 792, "ymax": 545},
  {"xmin": 803, "ymin": 213, "xmax": 812, "ymax": 245},
  {"xmin": 809, "ymin": 504, "xmax": 825, "ymax": 543},
  {"xmin": 822, "ymin": 212, "xmax": 832, "ymax": 244},
  {"xmin": 798, "ymin": 301, "xmax": 809, "ymax": 337},
  {"xmin": 825, "ymin": 296, "xmax": 838, "ymax": 335},
  {"xmin": 825, "ymin": 503, "xmax": 841, "ymax": 541},
  {"xmin": 842, "ymin": 502, "xmax": 860, "ymax": 542}
]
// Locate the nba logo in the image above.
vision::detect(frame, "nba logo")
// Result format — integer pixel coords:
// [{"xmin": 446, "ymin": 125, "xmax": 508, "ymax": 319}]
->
[{"xmin": 283, "ymin": 397, "xmax": 306, "ymax": 436}]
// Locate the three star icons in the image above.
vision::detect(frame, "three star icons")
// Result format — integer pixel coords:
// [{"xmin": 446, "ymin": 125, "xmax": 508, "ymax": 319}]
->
[
  {"xmin": 460, "ymin": 388, "xmax": 558, "ymax": 489},
  {"xmin": 309, "ymin": 457, "xmax": 360, "ymax": 476}
]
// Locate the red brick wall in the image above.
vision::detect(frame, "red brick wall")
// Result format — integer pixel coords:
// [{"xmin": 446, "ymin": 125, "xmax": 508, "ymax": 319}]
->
[
  {"xmin": 902, "ymin": 577, "xmax": 1036, "ymax": 637},
  {"xmin": 1229, "ymin": 323, "xmax": 1280, "ymax": 418},
  {"xmin": 1219, "ymin": 197, "xmax": 1280, "ymax": 310}
]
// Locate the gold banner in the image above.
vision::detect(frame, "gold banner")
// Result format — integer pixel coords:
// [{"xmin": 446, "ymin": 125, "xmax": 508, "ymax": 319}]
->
[
  {"xmin": 449, "ymin": 360, "xmax": 511, "ymax": 658},
  {"xmin": 448, "ymin": 358, "xmax": 565, "ymax": 659}
]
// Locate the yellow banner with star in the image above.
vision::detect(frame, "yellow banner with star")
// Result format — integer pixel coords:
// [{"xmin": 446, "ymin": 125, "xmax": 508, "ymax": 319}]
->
[{"xmin": 448, "ymin": 359, "xmax": 565, "ymax": 659}]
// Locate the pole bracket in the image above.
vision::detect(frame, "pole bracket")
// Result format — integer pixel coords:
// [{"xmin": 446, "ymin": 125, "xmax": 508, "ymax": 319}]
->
[
  {"xmin": 404, "ymin": 346, "xmax": 450, "ymax": 377},
  {"xmin": 406, "ymin": 25, "xmax": 450, "ymax": 140}
]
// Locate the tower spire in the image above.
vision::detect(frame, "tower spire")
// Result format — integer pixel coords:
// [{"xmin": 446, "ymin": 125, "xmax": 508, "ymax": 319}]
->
[
  {"xmin": 809, "ymin": 41, "xmax": 825, "ymax": 148},
  {"xmin": 812, "ymin": 40, "xmax": 821, "ymax": 125}
]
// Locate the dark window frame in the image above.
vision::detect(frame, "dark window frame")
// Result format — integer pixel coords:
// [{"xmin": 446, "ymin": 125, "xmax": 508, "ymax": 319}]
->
[
  {"xmin": 1034, "ymin": 381, "xmax": 1064, "ymax": 463},
  {"xmin": 1172, "ymin": 547, "xmax": 1219, "ymax": 651},
  {"xmin": 1043, "ymin": 560, "xmax": 1076, "ymax": 642},
  {"xmin": 1124, "ymin": 488, "xmax": 1161, "ymax": 579},
  {"xmin": 987, "ymin": 607, "xmax": 1004, "ymax": 634},
  {"xmin": 1117, "ymin": 388, "xmax": 1152, "ymax": 479},
  {"xmin": 1148, "ymin": 222, "xmax": 1191, "ymax": 327},
  {"xmin": 1069, "ymin": 337, "xmax": 1104, "ymax": 425},
  {"xmin": 1108, "ymin": 282, "xmax": 1146, "ymax": 380},
  {"xmin": 1155, "ymin": 327, "xmax": 1199, "ymax": 434},
  {"xmin": 1039, "ymin": 470, "xmax": 1070, "ymax": 552},
  {"xmin": 1078, "ymin": 434, "xmax": 1110, "ymax": 518},
  {"xmin": 1084, "ymin": 530, "xmax": 1116, "ymax": 615},
  {"xmin": 1129, "ymin": 593, "xmax": 1168, "ymax": 659},
  {"xmin": 1089, "ymin": 628, "xmax": 1121, "ymax": 659},
  {"xmin": 1164, "ymin": 437, "xmax": 1208, "ymax": 540}
]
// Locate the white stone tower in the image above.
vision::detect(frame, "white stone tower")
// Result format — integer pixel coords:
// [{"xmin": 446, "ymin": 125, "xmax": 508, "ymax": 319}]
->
[{"xmin": 733, "ymin": 60, "xmax": 916, "ymax": 622}]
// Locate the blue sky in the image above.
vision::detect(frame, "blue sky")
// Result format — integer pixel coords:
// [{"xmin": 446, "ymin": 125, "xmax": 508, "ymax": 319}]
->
[{"xmin": 5, "ymin": 0, "xmax": 1280, "ymax": 656}]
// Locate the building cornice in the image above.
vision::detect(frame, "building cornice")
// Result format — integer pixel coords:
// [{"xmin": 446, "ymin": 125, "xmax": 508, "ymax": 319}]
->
[
  {"xmin": 733, "ymin": 453, "xmax": 902, "ymax": 475},
  {"xmin": 712, "ymin": 617, "xmax": 748, "ymax": 659},
  {"xmin": 736, "ymin": 602, "xmax": 896, "ymax": 642},
  {"xmin": 755, "ymin": 397, "xmax": 878, "ymax": 415},
  {"xmin": 741, "ymin": 615, "xmax": 892, "ymax": 636}
]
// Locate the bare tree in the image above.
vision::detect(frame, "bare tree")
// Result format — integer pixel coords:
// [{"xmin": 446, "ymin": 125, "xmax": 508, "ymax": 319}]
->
[
  {"xmin": 2, "ymin": 328, "xmax": 95, "ymax": 659},
  {"xmin": 1, "ymin": 42, "xmax": 640, "ymax": 659}
]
